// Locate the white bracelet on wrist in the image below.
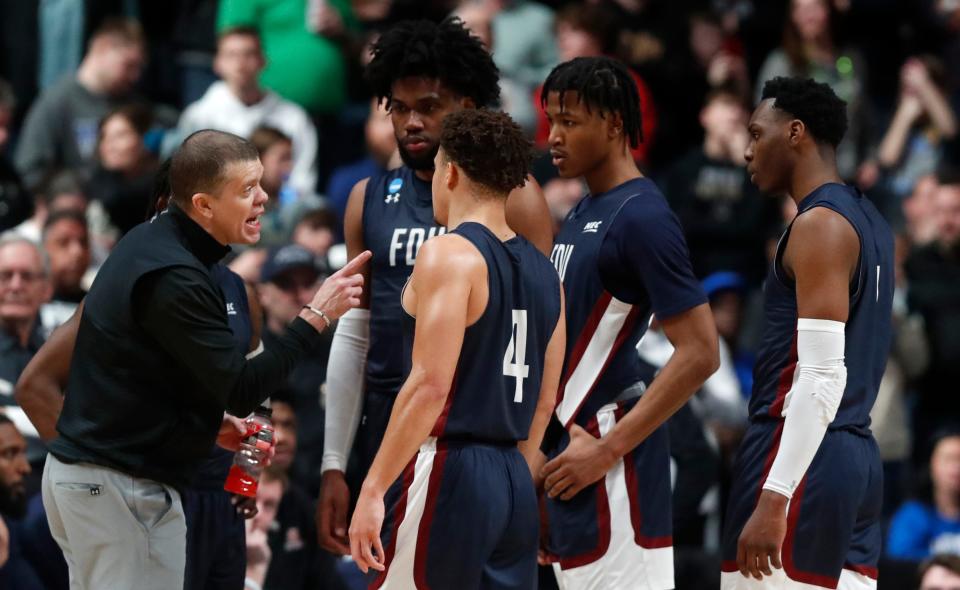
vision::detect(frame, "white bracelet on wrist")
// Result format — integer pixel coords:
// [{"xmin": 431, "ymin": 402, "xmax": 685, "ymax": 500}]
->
[{"xmin": 302, "ymin": 305, "xmax": 332, "ymax": 329}]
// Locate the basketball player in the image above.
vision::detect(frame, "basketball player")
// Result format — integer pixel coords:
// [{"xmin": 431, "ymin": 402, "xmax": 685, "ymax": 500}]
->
[
  {"xmin": 720, "ymin": 77, "xmax": 893, "ymax": 589},
  {"xmin": 318, "ymin": 17, "xmax": 553, "ymax": 555},
  {"xmin": 347, "ymin": 109, "xmax": 564, "ymax": 588},
  {"xmin": 539, "ymin": 56, "xmax": 720, "ymax": 590}
]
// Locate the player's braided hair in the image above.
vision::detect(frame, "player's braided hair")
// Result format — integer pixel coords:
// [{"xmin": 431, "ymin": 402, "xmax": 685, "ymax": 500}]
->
[
  {"xmin": 366, "ymin": 17, "xmax": 500, "ymax": 108},
  {"xmin": 540, "ymin": 56, "xmax": 643, "ymax": 148},
  {"xmin": 761, "ymin": 76, "xmax": 848, "ymax": 148},
  {"xmin": 440, "ymin": 109, "xmax": 531, "ymax": 196}
]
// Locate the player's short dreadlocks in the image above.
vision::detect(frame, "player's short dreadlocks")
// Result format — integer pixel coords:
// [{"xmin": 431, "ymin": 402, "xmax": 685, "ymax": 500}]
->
[
  {"xmin": 366, "ymin": 17, "xmax": 500, "ymax": 109},
  {"xmin": 541, "ymin": 56, "xmax": 643, "ymax": 148},
  {"xmin": 761, "ymin": 76, "xmax": 848, "ymax": 148}
]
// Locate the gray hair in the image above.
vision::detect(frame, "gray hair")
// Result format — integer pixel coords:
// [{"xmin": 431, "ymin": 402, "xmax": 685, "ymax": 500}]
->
[{"xmin": 0, "ymin": 233, "xmax": 50, "ymax": 277}]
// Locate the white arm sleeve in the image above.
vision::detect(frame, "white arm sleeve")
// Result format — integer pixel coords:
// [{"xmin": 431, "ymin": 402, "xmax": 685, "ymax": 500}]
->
[
  {"xmin": 763, "ymin": 318, "xmax": 846, "ymax": 499},
  {"xmin": 321, "ymin": 308, "xmax": 370, "ymax": 473}
]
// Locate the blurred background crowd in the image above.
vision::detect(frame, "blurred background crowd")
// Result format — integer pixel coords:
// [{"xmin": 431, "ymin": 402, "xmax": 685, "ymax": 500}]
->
[{"xmin": 1, "ymin": 0, "xmax": 960, "ymax": 588}]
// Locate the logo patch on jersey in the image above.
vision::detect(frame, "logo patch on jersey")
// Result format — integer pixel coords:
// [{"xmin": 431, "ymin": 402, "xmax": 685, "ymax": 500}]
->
[
  {"xmin": 386, "ymin": 178, "xmax": 404, "ymax": 203},
  {"xmin": 582, "ymin": 221, "xmax": 603, "ymax": 233},
  {"xmin": 226, "ymin": 302, "xmax": 237, "ymax": 316}
]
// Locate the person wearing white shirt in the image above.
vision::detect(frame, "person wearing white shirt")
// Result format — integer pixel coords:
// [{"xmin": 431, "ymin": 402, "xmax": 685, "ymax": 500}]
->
[{"xmin": 174, "ymin": 27, "xmax": 318, "ymax": 198}]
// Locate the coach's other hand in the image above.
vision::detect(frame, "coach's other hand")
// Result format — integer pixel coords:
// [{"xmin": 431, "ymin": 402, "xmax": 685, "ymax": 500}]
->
[
  {"xmin": 736, "ymin": 490, "xmax": 788, "ymax": 580},
  {"xmin": 541, "ymin": 424, "xmax": 618, "ymax": 500},
  {"xmin": 318, "ymin": 470, "xmax": 351, "ymax": 555},
  {"xmin": 303, "ymin": 250, "xmax": 372, "ymax": 327}
]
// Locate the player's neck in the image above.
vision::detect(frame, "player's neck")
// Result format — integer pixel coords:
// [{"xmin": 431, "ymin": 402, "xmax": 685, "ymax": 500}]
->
[
  {"xmin": 414, "ymin": 168, "xmax": 434, "ymax": 183},
  {"xmin": 788, "ymin": 156, "xmax": 843, "ymax": 205},
  {"xmin": 448, "ymin": 194, "xmax": 513, "ymax": 241},
  {"xmin": 584, "ymin": 149, "xmax": 642, "ymax": 196}
]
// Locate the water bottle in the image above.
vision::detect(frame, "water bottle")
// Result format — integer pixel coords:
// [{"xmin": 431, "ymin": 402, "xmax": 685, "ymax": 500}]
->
[{"xmin": 223, "ymin": 406, "xmax": 274, "ymax": 497}]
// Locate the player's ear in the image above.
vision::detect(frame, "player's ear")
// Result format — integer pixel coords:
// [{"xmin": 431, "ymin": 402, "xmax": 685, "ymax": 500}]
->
[
  {"xmin": 446, "ymin": 161, "xmax": 459, "ymax": 191},
  {"xmin": 460, "ymin": 96, "xmax": 476, "ymax": 109},
  {"xmin": 607, "ymin": 111, "xmax": 624, "ymax": 141},
  {"xmin": 788, "ymin": 119, "xmax": 805, "ymax": 147}
]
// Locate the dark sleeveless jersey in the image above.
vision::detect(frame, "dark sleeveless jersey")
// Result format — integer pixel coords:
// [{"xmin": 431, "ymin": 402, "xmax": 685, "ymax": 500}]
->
[
  {"xmin": 402, "ymin": 223, "xmax": 561, "ymax": 443},
  {"xmin": 363, "ymin": 166, "xmax": 446, "ymax": 395},
  {"xmin": 192, "ymin": 264, "xmax": 253, "ymax": 490},
  {"xmin": 550, "ymin": 177, "xmax": 706, "ymax": 429},
  {"xmin": 749, "ymin": 183, "xmax": 894, "ymax": 433}
]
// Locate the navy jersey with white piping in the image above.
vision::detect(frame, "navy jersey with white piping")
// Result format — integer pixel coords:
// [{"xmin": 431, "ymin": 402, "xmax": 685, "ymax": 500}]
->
[
  {"xmin": 362, "ymin": 166, "xmax": 446, "ymax": 395},
  {"xmin": 749, "ymin": 182, "xmax": 894, "ymax": 433},
  {"xmin": 402, "ymin": 222, "xmax": 561, "ymax": 443},
  {"xmin": 549, "ymin": 177, "xmax": 706, "ymax": 431}
]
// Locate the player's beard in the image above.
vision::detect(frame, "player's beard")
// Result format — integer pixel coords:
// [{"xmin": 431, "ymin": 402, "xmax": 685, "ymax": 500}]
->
[
  {"xmin": 0, "ymin": 485, "xmax": 27, "ymax": 519},
  {"xmin": 398, "ymin": 141, "xmax": 438, "ymax": 172}
]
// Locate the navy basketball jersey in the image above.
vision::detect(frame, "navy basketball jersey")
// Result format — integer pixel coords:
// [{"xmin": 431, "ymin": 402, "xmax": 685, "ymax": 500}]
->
[
  {"xmin": 363, "ymin": 166, "xmax": 446, "ymax": 394},
  {"xmin": 403, "ymin": 222, "xmax": 561, "ymax": 443},
  {"xmin": 550, "ymin": 177, "xmax": 706, "ymax": 430},
  {"xmin": 750, "ymin": 183, "xmax": 894, "ymax": 432}
]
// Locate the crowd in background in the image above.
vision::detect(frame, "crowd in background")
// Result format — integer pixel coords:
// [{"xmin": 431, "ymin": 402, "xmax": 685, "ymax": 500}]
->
[{"xmin": 1, "ymin": 0, "xmax": 960, "ymax": 588}]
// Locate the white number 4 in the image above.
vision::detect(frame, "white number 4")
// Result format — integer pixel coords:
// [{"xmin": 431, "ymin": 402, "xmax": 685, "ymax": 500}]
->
[{"xmin": 503, "ymin": 310, "xmax": 530, "ymax": 403}]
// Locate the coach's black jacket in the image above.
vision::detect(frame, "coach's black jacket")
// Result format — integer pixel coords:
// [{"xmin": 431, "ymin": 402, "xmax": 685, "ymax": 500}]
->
[{"xmin": 49, "ymin": 204, "xmax": 324, "ymax": 489}]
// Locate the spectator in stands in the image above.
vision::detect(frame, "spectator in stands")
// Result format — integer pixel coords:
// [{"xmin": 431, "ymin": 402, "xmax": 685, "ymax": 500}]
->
[
  {"xmin": 878, "ymin": 56, "xmax": 957, "ymax": 202},
  {"xmin": 176, "ymin": 27, "xmax": 318, "ymax": 197},
  {"xmin": 532, "ymin": 2, "xmax": 657, "ymax": 166},
  {"xmin": 258, "ymin": 245, "xmax": 332, "ymax": 494},
  {"xmin": 9, "ymin": 173, "xmax": 87, "ymax": 247},
  {"xmin": 217, "ymin": 0, "xmax": 356, "ymax": 116},
  {"xmin": 86, "ymin": 104, "xmax": 159, "ymax": 236},
  {"xmin": 291, "ymin": 208, "xmax": 339, "ymax": 260},
  {"xmin": 919, "ymin": 554, "xmax": 960, "ymax": 590},
  {"xmin": 14, "ymin": 18, "xmax": 146, "ymax": 188},
  {"xmin": 260, "ymin": 392, "xmax": 344, "ymax": 590},
  {"xmin": 906, "ymin": 178, "xmax": 960, "ymax": 449},
  {"xmin": 0, "ymin": 415, "xmax": 43, "ymax": 588},
  {"xmin": 663, "ymin": 87, "xmax": 775, "ymax": 285},
  {"xmin": 39, "ymin": 211, "xmax": 89, "ymax": 334},
  {"xmin": 324, "ymin": 99, "xmax": 397, "ymax": 224},
  {"xmin": 0, "ymin": 237, "xmax": 49, "ymax": 442},
  {"xmin": 0, "ymin": 80, "xmax": 30, "ymax": 234},
  {"xmin": 250, "ymin": 127, "xmax": 323, "ymax": 248},
  {"xmin": 755, "ymin": 0, "xmax": 871, "ymax": 181},
  {"xmin": 245, "ymin": 468, "xmax": 282, "ymax": 590},
  {"xmin": 888, "ymin": 429, "xmax": 960, "ymax": 560},
  {"xmin": 905, "ymin": 174, "xmax": 943, "ymax": 248},
  {"xmin": 485, "ymin": 0, "xmax": 559, "ymax": 134}
]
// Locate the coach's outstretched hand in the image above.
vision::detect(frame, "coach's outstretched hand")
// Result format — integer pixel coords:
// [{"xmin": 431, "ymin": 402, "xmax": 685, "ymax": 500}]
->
[{"xmin": 302, "ymin": 250, "xmax": 372, "ymax": 327}]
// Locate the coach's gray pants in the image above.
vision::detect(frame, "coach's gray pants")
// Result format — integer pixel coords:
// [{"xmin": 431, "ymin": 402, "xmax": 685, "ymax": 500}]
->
[{"xmin": 42, "ymin": 454, "xmax": 187, "ymax": 590}]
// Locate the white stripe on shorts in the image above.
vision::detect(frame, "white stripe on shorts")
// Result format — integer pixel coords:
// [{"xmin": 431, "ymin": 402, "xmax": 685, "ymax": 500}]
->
[{"xmin": 551, "ymin": 404, "xmax": 674, "ymax": 590}]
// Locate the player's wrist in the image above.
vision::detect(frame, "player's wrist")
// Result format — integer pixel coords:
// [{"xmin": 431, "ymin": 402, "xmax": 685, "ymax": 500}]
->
[
  {"xmin": 360, "ymin": 476, "xmax": 388, "ymax": 498},
  {"xmin": 757, "ymin": 489, "xmax": 790, "ymax": 510}
]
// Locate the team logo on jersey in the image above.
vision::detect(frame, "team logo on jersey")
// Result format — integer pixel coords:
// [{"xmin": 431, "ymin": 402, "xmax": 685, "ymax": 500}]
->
[
  {"xmin": 582, "ymin": 221, "xmax": 603, "ymax": 233},
  {"xmin": 386, "ymin": 178, "xmax": 403, "ymax": 203},
  {"xmin": 226, "ymin": 302, "xmax": 237, "ymax": 316}
]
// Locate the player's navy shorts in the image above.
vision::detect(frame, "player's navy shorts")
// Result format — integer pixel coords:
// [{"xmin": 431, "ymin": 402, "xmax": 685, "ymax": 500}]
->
[
  {"xmin": 720, "ymin": 419, "xmax": 882, "ymax": 590},
  {"xmin": 348, "ymin": 389, "xmax": 397, "ymax": 498},
  {"xmin": 369, "ymin": 438, "xmax": 538, "ymax": 590},
  {"xmin": 544, "ymin": 399, "xmax": 674, "ymax": 590},
  {"xmin": 182, "ymin": 487, "xmax": 245, "ymax": 590}
]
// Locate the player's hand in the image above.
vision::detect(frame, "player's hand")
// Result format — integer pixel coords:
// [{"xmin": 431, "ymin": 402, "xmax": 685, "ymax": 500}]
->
[
  {"xmin": 349, "ymin": 487, "xmax": 387, "ymax": 574},
  {"xmin": 232, "ymin": 495, "xmax": 258, "ymax": 519},
  {"xmin": 307, "ymin": 250, "xmax": 372, "ymax": 323},
  {"xmin": 541, "ymin": 424, "xmax": 618, "ymax": 500},
  {"xmin": 318, "ymin": 470, "xmax": 352, "ymax": 555},
  {"xmin": 736, "ymin": 490, "xmax": 788, "ymax": 580}
]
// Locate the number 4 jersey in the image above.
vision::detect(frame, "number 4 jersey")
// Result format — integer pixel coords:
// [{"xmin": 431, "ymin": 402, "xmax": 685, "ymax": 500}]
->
[{"xmin": 402, "ymin": 222, "xmax": 562, "ymax": 443}]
